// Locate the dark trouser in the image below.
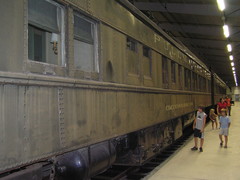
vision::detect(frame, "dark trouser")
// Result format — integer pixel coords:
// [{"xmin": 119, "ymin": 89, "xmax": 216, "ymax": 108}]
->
[{"xmin": 228, "ymin": 106, "xmax": 231, "ymax": 116}]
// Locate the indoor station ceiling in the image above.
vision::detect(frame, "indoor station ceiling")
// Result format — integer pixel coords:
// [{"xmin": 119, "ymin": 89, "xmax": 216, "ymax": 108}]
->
[{"xmin": 130, "ymin": 0, "xmax": 240, "ymax": 87}]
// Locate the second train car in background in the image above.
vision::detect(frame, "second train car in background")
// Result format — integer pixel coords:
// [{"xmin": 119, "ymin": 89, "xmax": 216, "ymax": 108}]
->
[{"xmin": 0, "ymin": 0, "xmax": 227, "ymax": 179}]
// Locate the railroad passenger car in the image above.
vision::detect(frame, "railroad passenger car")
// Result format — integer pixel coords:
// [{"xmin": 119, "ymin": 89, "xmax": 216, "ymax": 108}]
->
[{"xmin": 0, "ymin": 0, "xmax": 227, "ymax": 179}]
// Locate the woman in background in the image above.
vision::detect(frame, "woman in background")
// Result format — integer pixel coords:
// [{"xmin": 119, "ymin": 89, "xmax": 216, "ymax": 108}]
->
[
  {"xmin": 217, "ymin": 98, "xmax": 228, "ymax": 117},
  {"xmin": 225, "ymin": 96, "xmax": 231, "ymax": 116}
]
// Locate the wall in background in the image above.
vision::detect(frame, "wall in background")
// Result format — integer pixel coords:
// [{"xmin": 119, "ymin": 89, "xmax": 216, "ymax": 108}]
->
[{"xmin": 227, "ymin": 87, "xmax": 240, "ymax": 101}]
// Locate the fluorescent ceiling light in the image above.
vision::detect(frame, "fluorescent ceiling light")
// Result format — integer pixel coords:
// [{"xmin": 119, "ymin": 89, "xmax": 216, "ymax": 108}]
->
[
  {"xmin": 223, "ymin": 25, "xmax": 230, "ymax": 38},
  {"xmin": 229, "ymin": 55, "xmax": 234, "ymax": 60},
  {"xmin": 227, "ymin": 44, "xmax": 232, "ymax": 52},
  {"xmin": 217, "ymin": 0, "xmax": 225, "ymax": 11},
  {"xmin": 231, "ymin": 62, "xmax": 234, "ymax": 66},
  {"xmin": 232, "ymin": 67, "xmax": 235, "ymax": 70}
]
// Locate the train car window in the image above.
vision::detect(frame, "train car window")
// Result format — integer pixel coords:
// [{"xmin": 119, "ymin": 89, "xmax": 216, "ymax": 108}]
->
[
  {"xmin": 142, "ymin": 46, "xmax": 152, "ymax": 77},
  {"xmin": 162, "ymin": 56, "xmax": 169, "ymax": 86},
  {"xmin": 192, "ymin": 73, "xmax": 197, "ymax": 91},
  {"xmin": 28, "ymin": 0, "xmax": 65, "ymax": 65},
  {"xmin": 208, "ymin": 80, "xmax": 211, "ymax": 93},
  {"xmin": 202, "ymin": 77, "xmax": 206, "ymax": 91},
  {"xmin": 143, "ymin": 46, "xmax": 151, "ymax": 58},
  {"xmin": 184, "ymin": 68, "xmax": 191, "ymax": 90},
  {"xmin": 184, "ymin": 69, "xmax": 188, "ymax": 89},
  {"xmin": 198, "ymin": 76, "xmax": 206, "ymax": 92},
  {"xmin": 171, "ymin": 62, "xmax": 176, "ymax": 83},
  {"xmin": 127, "ymin": 37, "xmax": 139, "ymax": 75},
  {"xmin": 198, "ymin": 75, "xmax": 201, "ymax": 91},
  {"xmin": 178, "ymin": 65, "xmax": 182, "ymax": 89},
  {"xmin": 189, "ymin": 71, "xmax": 192, "ymax": 90},
  {"xmin": 127, "ymin": 38, "xmax": 137, "ymax": 52},
  {"xmin": 74, "ymin": 14, "xmax": 98, "ymax": 72},
  {"xmin": 189, "ymin": 71, "xmax": 192, "ymax": 89}
]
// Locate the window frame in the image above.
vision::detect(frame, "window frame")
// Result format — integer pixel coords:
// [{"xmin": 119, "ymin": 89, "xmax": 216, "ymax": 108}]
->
[
  {"xmin": 73, "ymin": 12, "xmax": 99, "ymax": 74},
  {"xmin": 24, "ymin": 0, "xmax": 66, "ymax": 76},
  {"xmin": 27, "ymin": 0, "xmax": 66, "ymax": 67},
  {"xmin": 162, "ymin": 56, "xmax": 169, "ymax": 87},
  {"xmin": 184, "ymin": 68, "xmax": 191, "ymax": 90},
  {"xmin": 142, "ymin": 45, "xmax": 152, "ymax": 78},
  {"xmin": 171, "ymin": 61, "xmax": 176, "ymax": 83},
  {"xmin": 127, "ymin": 37, "xmax": 137, "ymax": 52},
  {"xmin": 142, "ymin": 45, "xmax": 151, "ymax": 58},
  {"xmin": 178, "ymin": 64, "xmax": 183, "ymax": 90},
  {"xmin": 126, "ymin": 37, "xmax": 140, "ymax": 77}
]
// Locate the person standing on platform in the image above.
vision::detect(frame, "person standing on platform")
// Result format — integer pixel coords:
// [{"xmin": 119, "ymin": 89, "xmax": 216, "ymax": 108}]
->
[
  {"xmin": 217, "ymin": 98, "xmax": 228, "ymax": 117},
  {"xmin": 219, "ymin": 109, "xmax": 231, "ymax": 148},
  {"xmin": 225, "ymin": 96, "xmax": 232, "ymax": 116},
  {"xmin": 209, "ymin": 109, "xmax": 218, "ymax": 129},
  {"xmin": 191, "ymin": 106, "xmax": 207, "ymax": 152}
]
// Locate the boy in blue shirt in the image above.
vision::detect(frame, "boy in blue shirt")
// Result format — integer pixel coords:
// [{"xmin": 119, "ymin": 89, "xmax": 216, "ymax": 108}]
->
[{"xmin": 219, "ymin": 109, "xmax": 231, "ymax": 148}]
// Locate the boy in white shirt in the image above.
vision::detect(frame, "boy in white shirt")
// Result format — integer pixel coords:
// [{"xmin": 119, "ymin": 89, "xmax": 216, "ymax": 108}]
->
[{"xmin": 191, "ymin": 106, "xmax": 207, "ymax": 152}]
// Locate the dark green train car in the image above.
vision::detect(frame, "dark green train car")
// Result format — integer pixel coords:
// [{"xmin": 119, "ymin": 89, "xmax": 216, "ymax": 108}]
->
[{"xmin": 0, "ymin": 0, "xmax": 227, "ymax": 179}]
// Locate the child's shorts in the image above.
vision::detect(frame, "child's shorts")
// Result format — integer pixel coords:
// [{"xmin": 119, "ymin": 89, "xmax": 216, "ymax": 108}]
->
[
  {"xmin": 219, "ymin": 128, "xmax": 229, "ymax": 136},
  {"xmin": 194, "ymin": 128, "xmax": 204, "ymax": 139}
]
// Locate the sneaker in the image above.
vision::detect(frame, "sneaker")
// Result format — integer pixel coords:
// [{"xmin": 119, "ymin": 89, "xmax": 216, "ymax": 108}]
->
[
  {"xmin": 199, "ymin": 147, "xmax": 203, "ymax": 152},
  {"xmin": 224, "ymin": 145, "xmax": 227, "ymax": 148},
  {"xmin": 191, "ymin": 147, "xmax": 198, "ymax": 151}
]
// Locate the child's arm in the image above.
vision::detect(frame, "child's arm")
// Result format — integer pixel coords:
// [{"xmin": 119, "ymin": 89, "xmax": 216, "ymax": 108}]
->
[
  {"xmin": 228, "ymin": 122, "xmax": 231, "ymax": 128},
  {"xmin": 193, "ymin": 118, "xmax": 196, "ymax": 130},
  {"xmin": 217, "ymin": 105, "xmax": 220, "ymax": 115}
]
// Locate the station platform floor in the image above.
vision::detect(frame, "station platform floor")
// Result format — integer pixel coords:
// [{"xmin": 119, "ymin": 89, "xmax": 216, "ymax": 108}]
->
[{"xmin": 145, "ymin": 102, "xmax": 240, "ymax": 180}]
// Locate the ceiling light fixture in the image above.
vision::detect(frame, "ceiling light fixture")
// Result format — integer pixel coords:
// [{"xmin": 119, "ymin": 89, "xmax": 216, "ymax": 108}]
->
[
  {"xmin": 227, "ymin": 44, "xmax": 232, "ymax": 52},
  {"xmin": 231, "ymin": 62, "xmax": 234, "ymax": 66},
  {"xmin": 232, "ymin": 67, "xmax": 235, "ymax": 71},
  {"xmin": 223, "ymin": 25, "xmax": 230, "ymax": 38},
  {"xmin": 217, "ymin": 0, "xmax": 225, "ymax": 11},
  {"xmin": 229, "ymin": 55, "xmax": 234, "ymax": 60}
]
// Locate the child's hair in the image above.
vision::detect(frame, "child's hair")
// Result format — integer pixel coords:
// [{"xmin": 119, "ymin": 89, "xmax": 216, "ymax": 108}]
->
[
  {"xmin": 198, "ymin": 106, "xmax": 205, "ymax": 111},
  {"xmin": 210, "ymin": 109, "xmax": 215, "ymax": 115},
  {"xmin": 221, "ymin": 108, "xmax": 227, "ymax": 115}
]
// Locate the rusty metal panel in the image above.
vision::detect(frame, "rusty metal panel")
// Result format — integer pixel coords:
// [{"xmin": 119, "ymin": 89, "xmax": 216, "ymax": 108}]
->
[
  {"xmin": 0, "ymin": 85, "xmax": 25, "ymax": 170},
  {"xmin": 25, "ymin": 86, "xmax": 60, "ymax": 156},
  {"xmin": 0, "ymin": 85, "xmax": 61, "ymax": 172}
]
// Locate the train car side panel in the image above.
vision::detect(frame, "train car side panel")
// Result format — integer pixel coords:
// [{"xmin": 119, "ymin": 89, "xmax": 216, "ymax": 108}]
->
[{"xmin": 0, "ymin": 0, "xmax": 25, "ymax": 72}]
